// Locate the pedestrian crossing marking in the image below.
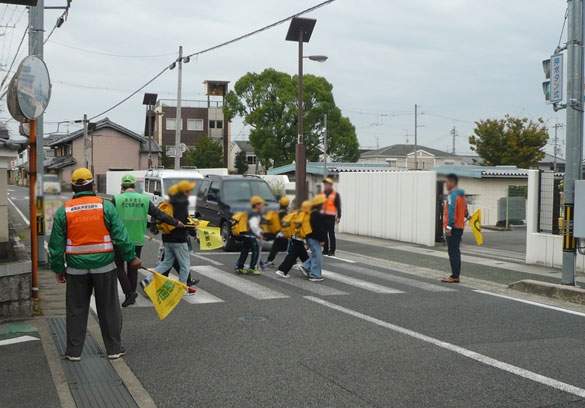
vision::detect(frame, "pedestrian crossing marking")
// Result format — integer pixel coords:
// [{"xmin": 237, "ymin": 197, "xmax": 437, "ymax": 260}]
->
[
  {"xmin": 333, "ymin": 263, "xmax": 456, "ymax": 292},
  {"xmin": 192, "ymin": 265, "xmax": 289, "ymax": 300},
  {"xmin": 264, "ymin": 271, "xmax": 349, "ymax": 297},
  {"xmin": 182, "ymin": 288, "xmax": 225, "ymax": 304},
  {"xmin": 322, "ymin": 270, "xmax": 404, "ymax": 294}
]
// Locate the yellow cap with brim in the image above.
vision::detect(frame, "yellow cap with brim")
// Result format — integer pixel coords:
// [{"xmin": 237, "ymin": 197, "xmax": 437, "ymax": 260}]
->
[
  {"xmin": 71, "ymin": 168, "xmax": 93, "ymax": 186},
  {"xmin": 176, "ymin": 180, "xmax": 196, "ymax": 193},
  {"xmin": 250, "ymin": 195, "xmax": 265, "ymax": 207},
  {"xmin": 312, "ymin": 195, "xmax": 327, "ymax": 206},
  {"xmin": 323, "ymin": 177, "xmax": 335, "ymax": 184}
]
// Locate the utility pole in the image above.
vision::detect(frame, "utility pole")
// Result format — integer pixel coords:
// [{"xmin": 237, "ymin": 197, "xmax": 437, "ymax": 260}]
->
[
  {"xmin": 174, "ymin": 45, "xmax": 183, "ymax": 170},
  {"xmin": 561, "ymin": 0, "xmax": 584, "ymax": 285},
  {"xmin": 29, "ymin": 0, "xmax": 45, "ymax": 265},
  {"xmin": 552, "ymin": 121, "xmax": 564, "ymax": 172},
  {"xmin": 83, "ymin": 113, "xmax": 88, "ymax": 168},
  {"xmin": 450, "ymin": 126, "xmax": 457, "ymax": 155},
  {"xmin": 414, "ymin": 104, "xmax": 418, "ymax": 170},
  {"xmin": 323, "ymin": 113, "xmax": 327, "ymax": 178}
]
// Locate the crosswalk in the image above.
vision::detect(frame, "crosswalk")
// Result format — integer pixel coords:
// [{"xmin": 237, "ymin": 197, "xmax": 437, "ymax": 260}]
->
[{"xmin": 102, "ymin": 255, "xmax": 459, "ymax": 311}]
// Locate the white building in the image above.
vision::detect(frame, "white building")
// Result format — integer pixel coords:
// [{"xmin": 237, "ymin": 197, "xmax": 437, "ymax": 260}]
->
[
  {"xmin": 229, "ymin": 141, "xmax": 262, "ymax": 174},
  {"xmin": 360, "ymin": 144, "xmax": 463, "ymax": 169}
]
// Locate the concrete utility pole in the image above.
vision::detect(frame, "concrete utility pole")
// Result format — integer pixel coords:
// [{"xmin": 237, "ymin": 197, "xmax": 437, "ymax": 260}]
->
[
  {"xmin": 561, "ymin": 0, "xmax": 584, "ymax": 285},
  {"xmin": 29, "ymin": 0, "xmax": 45, "ymax": 265},
  {"xmin": 83, "ymin": 113, "xmax": 88, "ymax": 168},
  {"xmin": 552, "ymin": 121, "xmax": 564, "ymax": 172},
  {"xmin": 450, "ymin": 126, "xmax": 457, "ymax": 155},
  {"xmin": 414, "ymin": 104, "xmax": 418, "ymax": 170},
  {"xmin": 323, "ymin": 113, "xmax": 327, "ymax": 178},
  {"xmin": 174, "ymin": 45, "xmax": 183, "ymax": 170}
]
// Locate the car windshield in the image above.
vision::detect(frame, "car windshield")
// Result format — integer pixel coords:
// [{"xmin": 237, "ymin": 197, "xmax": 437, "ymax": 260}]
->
[
  {"xmin": 222, "ymin": 180, "xmax": 277, "ymax": 204},
  {"xmin": 163, "ymin": 178, "xmax": 200, "ymax": 195},
  {"xmin": 44, "ymin": 175, "xmax": 59, "ymax": 182}
]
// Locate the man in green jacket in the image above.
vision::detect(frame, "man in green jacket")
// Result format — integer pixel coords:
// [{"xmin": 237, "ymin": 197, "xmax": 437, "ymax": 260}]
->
[
  {"xmin": 48, "ymin": 168, "xmax": 142, "ymax": 361},
  {"xmin": 111, "ymin": 174, "xmax": 183, "ymax": 307}
]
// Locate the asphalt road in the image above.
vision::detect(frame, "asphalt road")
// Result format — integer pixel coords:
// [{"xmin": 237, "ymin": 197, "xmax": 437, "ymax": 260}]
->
[{"xmin": 8, "ymin": 185, "xmax": 585, "ymax": 407}]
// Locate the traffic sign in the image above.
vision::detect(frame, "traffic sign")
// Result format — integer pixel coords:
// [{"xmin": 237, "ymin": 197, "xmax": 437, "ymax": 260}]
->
[{"xmin": 550, "ymin": 53, "xmax": 563, "ymax": 104}]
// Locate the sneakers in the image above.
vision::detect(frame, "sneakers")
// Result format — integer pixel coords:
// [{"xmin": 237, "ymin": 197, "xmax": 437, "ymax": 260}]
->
[
  {"xmin": 236, "ymin": 268, "xmax": 248, "ymax": 275},
  {"xmin": 309, "ymin": 276, "xmax": 324, "ymax": 282},
  {"xmin": 297, "ymin": 264, "xmax": 309, "ymax": 278},
  {"xmin": 329, "ymin": 252, "xmax": 335, "ymax": 257},
  {"xmin": 122, "ymin": 292, "xmax": 138, "ymax": 308},
  {"xmin": 264, "ymin": 261, "xmax": 275, "ymax": 268},
  {"xmin": 275, "ymin": 270, "xmax": 289, "ymax": 278},
  {"xmin": 187, "ymin": 277, "xmax": 200, "ymax": 287},
  {"xmin": 108, "ymin": 348, "xmax": 126, "ymax": 360},
  {"xmin": 249, "ymin": 269, "xmax": 262, "ymax": 276},
  {"xmin": 64, "ymin": 355, "xmax": 81, "ymax": 362},
  {"xmin": 184, "ymin": 286, "xmax": 197, "ymax": 296}
]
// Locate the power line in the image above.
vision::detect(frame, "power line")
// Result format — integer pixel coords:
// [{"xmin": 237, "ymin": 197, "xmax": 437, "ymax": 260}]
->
[
  {"xmin": 558, "ymin": 7, "xmax": 569, "ymax": 49},
  {"xmin": 46, "ymin": 39, "xmax": 178, "ymax": 58},
  {"xmin": 0, "ymin": 25, "xmax": 28, "ymax": 94},
  {"xmin": 423, "ymin": 113, "xmax": 475, "ymax": 124},
  {"xmin": 86, "ymin": 0, "xmax": 337, "ymax": 122}
]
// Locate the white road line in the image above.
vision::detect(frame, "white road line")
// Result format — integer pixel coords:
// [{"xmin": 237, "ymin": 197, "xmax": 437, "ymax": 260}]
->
[
  {"xmin": 474, "ymin": 290, "xmax": 585, "ymax": 318},
  {"xmin": 265, "ymin": 272, "xmax": 349, "ymax": 297},
  {"xmin": 326, "ymin": 255, "xmax": 356, "ymax": 264},
  {"xmin": 192, "ymin": 265, "xmax": 288, "ymax": 300},
  {"xmin": 334, "ymin": 263, "xmax": 456, "ymax": 293},
  {"xmin": 306, "ymin": 296, "xmax": 585, "ymax": 399},
  {"xmin": 182, "ymin": 288, "xmax": 225, "ymax": 304},
  {"xmin": 7, "ymin": 197, "xmax": 30, "ymax": 226},
  {"xmin": 322, "ymin": 270, "xmax": 404, "ymax": 294},
  {"xmin": 192, "ymin": 253, "xmax": 223, "ymax": 266},
  {"xmin": 0, "ymin": 335, "xmax": 40, "ymax": 347}
]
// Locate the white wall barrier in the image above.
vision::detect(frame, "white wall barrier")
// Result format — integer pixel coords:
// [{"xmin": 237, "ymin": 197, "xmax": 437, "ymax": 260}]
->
[
  {"xmin": 338, "ymin": 171, "xmax": 437, "ymax": 247},
  {"xmin": 525, "ymin": 170, "xmax": 585, "ymax": 271}
]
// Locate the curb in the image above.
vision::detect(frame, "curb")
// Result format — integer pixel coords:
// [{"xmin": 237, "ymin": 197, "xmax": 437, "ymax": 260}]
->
[{"xmin": 508, "ymin": 279, "xmax": 585, "ymax": 305}]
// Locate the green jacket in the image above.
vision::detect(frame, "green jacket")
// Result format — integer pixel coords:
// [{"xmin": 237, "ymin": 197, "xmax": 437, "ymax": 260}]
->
[{"xmin": 48, "ymin": 191, "xmax": 136, "ymax": 274}]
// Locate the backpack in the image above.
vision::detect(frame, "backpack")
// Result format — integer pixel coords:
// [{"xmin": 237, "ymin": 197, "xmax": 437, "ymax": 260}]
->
[
  {"xmin": 280, "ymin": 211, "xmax": 298, "ymax": 239},
  {"xmin": 231, "ymin": 212, "xmax": 249, "ymax": 236},
  {"xmin": 156, "ymin": 201, "xmax": 176, "ymax": 234},
  {"xmin": 295, "ymin": 211, "xmax": 312, "ymax": 239},
  {"xmin": 263, "ymin": 210, "xmax": 282, "ymax": 234}
]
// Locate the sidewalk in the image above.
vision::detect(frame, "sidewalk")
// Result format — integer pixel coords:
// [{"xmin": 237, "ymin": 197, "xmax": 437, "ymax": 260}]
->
[{"xmin": 3, "ymin": 202, "xmax": 155, "ymax": 408}]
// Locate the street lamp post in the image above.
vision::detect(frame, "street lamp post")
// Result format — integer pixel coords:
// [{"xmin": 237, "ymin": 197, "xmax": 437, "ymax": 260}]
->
[{"xmin": 286, "ymin": 17, "xmax": 323, "ymax": 207}]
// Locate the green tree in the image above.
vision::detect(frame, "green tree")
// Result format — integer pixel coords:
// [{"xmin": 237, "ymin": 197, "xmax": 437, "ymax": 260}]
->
[
  {"xmin": 224, "ymin": 68, "xmax": 359, "ymax": 169},
  {"xmin": 235, "ymin": 150, "xmax": 248, "ymax": 174},
  {"xmin": 469, "ymin": 115, "xmax": 548, "ymax": 168},
  {"xmin": 184, "ymin": 136, "xmax": 223, "ymax": 168}
]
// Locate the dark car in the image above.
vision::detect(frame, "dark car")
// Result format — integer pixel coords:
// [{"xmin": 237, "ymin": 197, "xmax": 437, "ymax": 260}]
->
[{"xmin": 195, "ymin": 175, "xmax": 279, "ymax": 251}]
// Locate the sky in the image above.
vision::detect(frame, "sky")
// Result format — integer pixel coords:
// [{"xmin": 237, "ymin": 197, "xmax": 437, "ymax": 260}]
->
[{"xmin": 0, "ymin": 0, "xmax": 569, "ymax": 157}]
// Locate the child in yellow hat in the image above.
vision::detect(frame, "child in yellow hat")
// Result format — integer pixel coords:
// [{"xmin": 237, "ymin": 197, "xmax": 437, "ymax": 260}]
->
[{"xmin": 235, "ymin": 196, "xmax": 265, "ymax": 275}]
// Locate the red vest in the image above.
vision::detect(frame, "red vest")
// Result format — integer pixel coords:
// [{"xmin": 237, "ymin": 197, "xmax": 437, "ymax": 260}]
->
[
  {"xmin": 321, "ymin": 190, "xmax": 338, "ymax": 217},
  {"xmin": 65, "ymin": 196, "xmax": 113, "ymax": 255}
]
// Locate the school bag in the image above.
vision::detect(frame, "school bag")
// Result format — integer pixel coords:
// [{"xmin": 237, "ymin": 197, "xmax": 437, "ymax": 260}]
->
[
  {"xmin": 156, "ymin": 201, "xmax": 176, "ymax": 234},
  {"xmin": 263, "ymin": 210, "xmax": 283, "ymax": 234},
  {"xmin": 231, "ymin": 211, "xmax": 249, "ymax": 236},
  {"xmin": 294, "ymin": 210, "xmax": 312, "ymax": 239},
  {"xmin": 280, "ymin": 211, "xmax": 298, "ymax": 239}
]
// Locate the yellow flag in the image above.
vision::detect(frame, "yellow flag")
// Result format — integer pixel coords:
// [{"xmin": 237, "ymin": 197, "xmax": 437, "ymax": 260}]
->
[
  {"xmin": 143, "ymin": 271, "xmax": 187, "ymax": 320},
  {"xmin": 198, "ymin": 226, "xmax": 223, "ymax": 250},
  {"xmin": 469, "ymin": 209, "xmax": 483, "ymax": 246}
]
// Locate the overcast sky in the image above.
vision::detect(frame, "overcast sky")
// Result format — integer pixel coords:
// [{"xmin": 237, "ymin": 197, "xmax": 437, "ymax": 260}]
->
[{"xmin": 0, "ymin": 0, "xmax": 568, "ymax": 156}]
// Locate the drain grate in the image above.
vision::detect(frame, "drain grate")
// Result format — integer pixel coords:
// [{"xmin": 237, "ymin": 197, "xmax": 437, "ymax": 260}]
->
[{"xmin": 49, "ymin": 318, "xmax": 138, "ymax": 408}]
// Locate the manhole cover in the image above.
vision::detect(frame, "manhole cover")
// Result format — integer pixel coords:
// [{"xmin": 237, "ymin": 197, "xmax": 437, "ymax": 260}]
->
[{"xmin": 238, "ymin": 315, "xmax": 267, "ymax": 323}]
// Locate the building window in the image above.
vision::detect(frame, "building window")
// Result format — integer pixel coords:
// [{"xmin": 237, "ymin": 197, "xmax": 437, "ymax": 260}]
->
[
  {"xmin": 216, "ymin": 120, "xmax": 223, "ymax": 129},
  {"xmin": 247, "ymin": 155, "xmax": 257, "ymax": 165},
  {"xmin": 387, "ymin": 159, "xmax": 397, "ymax": 167},
  {"xmin": 209, "ymin": 120, "xmax": 216, "ymax": 129},
  {"xmin": 166, "ymin": 118, "xmax": 176, "ymax": 130},
  {"xmin": 444, "ymin": 160, "xmax": 455, "ymax": 165},
  {"xmin": 187, "ymin": 119, "xmax": 204, "ymax": 131}
]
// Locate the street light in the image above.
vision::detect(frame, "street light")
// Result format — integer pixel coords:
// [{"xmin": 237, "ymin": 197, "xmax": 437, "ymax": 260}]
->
[
  {"xmin": 286, "ymin": 16, "xmax": 326, "ymax": 207},
  {"xmin": 143, "ymin": 92, "xmax": 158, "ymax": 169}
]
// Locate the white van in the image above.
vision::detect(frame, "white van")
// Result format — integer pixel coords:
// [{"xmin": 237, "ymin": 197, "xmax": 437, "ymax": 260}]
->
[
  {"xmin": 143, "ymin": 168, "xmax": 204, "ymax": 216},
  {"xmin": 43, "ymin": 174, "xmax": 61, "ymax": 194}
]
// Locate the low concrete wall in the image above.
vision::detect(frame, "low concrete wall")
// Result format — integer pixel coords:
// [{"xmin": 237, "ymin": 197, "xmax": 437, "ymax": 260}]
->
[{"xmin": 0, "ymin": 228, "xmax": 32, "ymax": 321}]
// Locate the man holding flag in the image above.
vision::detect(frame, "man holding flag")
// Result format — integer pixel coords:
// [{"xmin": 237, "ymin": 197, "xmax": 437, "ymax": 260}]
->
[{"xmin": 441, "ymin": 174, "xmax": 467, "ymax": 284}]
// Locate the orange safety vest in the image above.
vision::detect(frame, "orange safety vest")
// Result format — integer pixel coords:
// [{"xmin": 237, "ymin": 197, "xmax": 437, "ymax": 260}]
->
[
  {"xmin": 321, "ymin": 190, "xmax": 338, "ymax": 217},
  {"xmin": 65, "ymin": 196, "xmax": 113, "ymax": 255}
]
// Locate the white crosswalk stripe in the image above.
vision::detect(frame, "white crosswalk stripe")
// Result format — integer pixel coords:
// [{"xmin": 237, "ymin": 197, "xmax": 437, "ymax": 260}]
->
[
  {"xmin": 182, "ymin": 288, "xmax": 225, "ymax": 304},
  {"xmin": 333, "ymin": 263, "xmax": 456, "ymax": 292},
  {"xmin": 192, "ymin": 265, "xmax": 289, "ymax": 300},
  {"xmin": 264, "ymin": 271, "xmax": 349, "ymax": 296},
  {"xmin": 322, "ymin": 270, "xmax": 404, "ymax": 294}
]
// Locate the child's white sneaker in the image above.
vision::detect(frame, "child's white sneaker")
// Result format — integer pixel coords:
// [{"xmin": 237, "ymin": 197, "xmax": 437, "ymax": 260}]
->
[{"xmin": 275, "ymin": 270, "xmax": 289, "ymax": 278}]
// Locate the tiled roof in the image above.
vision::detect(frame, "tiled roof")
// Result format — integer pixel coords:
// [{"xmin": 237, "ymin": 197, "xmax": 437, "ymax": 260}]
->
[
  {"xmin": 360, "ymin": 144, "xmax": 457, "ymax": 159},
  {"xmin": 432, "ymin": 165, "xmax": 563, "ymax": 179},
  {"xmin": 0, "ymin": 122, "xmax": 27, "ymax": 151},
  {"xmin": 268, "ymin": 162, "xmax": 395, "ymax": 176}
]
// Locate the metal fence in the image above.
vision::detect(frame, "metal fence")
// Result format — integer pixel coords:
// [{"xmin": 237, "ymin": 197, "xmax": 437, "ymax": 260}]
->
[{"xmin": 537, "ymin": 171, "xmax": 562, "ymax": 235}]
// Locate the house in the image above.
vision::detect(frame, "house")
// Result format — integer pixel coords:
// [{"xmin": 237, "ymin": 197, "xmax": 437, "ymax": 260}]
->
[
  {"xmin": 45, "ymin": 118, "xmax": 161, "ymax": 191},
  {"xmin": 359, "ymin": 144, "xmax": 463, "ymax": 169},
  {"xmin": 153, "ymin": 80, "xmax": 231, "ymax": 166},
  {"xmin": 431, "ymin": 165, "xmax": 539, "ymax": 226},
  {"xmin": 268, "ymin": 162, "xmax": 398, "ymax": 198},
  {"xmin": 229, "ymin": 141, "xmax": 262, "ymax": 174}
]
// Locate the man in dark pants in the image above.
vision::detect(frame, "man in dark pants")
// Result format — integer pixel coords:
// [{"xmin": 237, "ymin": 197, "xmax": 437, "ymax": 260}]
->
[
  {"xmin": 321, "ymin": 177, "xmax": 341, "ymax": 256},
  {"xmin": 48, "ymin": 168, "xmax": 141, "ymax": 361},
  {"xmin": 441, "ymin": 173, "xmax": 467, "ymax": 283},
  {"xmin": 111, "ymin": 174, "xmax": 183, "ymax": 307}
]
